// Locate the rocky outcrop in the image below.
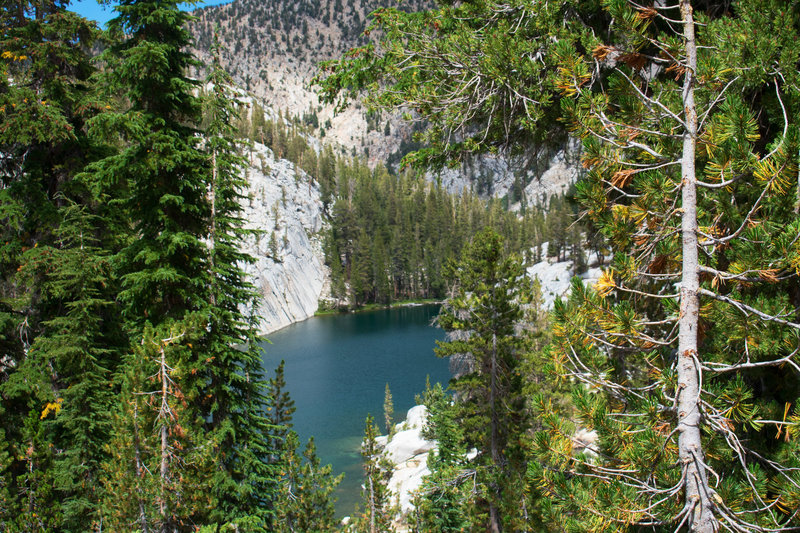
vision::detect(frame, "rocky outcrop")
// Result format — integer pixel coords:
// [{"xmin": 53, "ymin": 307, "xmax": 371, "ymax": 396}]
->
[
  {"xmin": 239, "ymin": 142, "xmax": 329, "ymax": 335},
  {"xmin": 432, "ymin": 138, "xmax": 581, "ymax": 204},
  {"xmin": 376, "ymin": 405, "xmax": 436, "ymax": 517},
  {"xmin": 527, "ymin": 243, "xmax": 604, "ymax": 310}
]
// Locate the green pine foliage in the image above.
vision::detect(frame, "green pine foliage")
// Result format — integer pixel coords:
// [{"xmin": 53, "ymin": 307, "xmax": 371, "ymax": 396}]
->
[
  {"xmin": 321, "ymin": 162, "xmax": 550, "ymax": 308},
  {"xmin": 1, "ymin": 1, "xmax": 287, "ymax": 530},
  {"xmin": 434, "ymin": 228, "xmax": 534, "ymax": 532},
  {"xmin": 266, "ymin": 359, "xmax": 296, "ymax": 449},
  {"xmin": 275, "ymin": 432, "xmax": 344, "ymax": 533},
  {"xmin": 412, "ymin": 382, "xmax": 471, "ymax": 533},
  {"xmin": 348, "ymin": 413, "xmax": 395, "ymax": 533},
  {"xmin": 201, "ymin": 29, "xmax": 281, "ymax": 529},
  {"xmin": 0, "ymin": 3, "xmax": 124, "ymax": 531}
]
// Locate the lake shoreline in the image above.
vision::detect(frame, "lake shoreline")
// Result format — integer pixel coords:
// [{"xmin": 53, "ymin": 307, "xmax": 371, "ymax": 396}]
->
[{"xmin": 314, "ymin": 298, "xmax": 444, "ymax": 317}]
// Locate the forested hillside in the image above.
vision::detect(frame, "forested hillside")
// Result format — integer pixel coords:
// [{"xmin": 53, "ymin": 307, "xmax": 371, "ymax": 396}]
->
[{"xmin": 231, "ymin": 99, "xmax": 590, "ymax": 310}]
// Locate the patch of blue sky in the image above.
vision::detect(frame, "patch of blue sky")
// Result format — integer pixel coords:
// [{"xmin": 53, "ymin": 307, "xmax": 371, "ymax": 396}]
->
[{"xmin": 69, "ymin": 0, "xmax": 233, "ymax": 27}]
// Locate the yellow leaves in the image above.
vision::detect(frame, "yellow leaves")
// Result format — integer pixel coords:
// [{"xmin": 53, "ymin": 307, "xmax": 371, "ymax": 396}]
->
[
  {"xmin": 1, "ymin": 51, "xmax": 27, "ymax": 61},
  {"xmin": 776, "ymin": 402, "xmax": 791, "ymax": 441},
  {"xmin": 556, "ymin": 66, "xmax": 591, "ymax": 96},
  {"xmin": 595, "ymin": 269, "xmax": 615, "ymax": 298},
  {"xmin": 40, "ymin": 398, "xmax": 63, "ymax": 419},
  {"xmin": 754, "ymin": 158, "xmax": 792, "ymax": 195}
]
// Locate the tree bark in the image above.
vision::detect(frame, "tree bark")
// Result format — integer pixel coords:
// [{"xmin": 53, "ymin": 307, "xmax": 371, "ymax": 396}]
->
[
  {"xmin": 368, "ymin": 474, "xmax": 376, "ymax": 533},
  {"xmin": 677, "ymin": 1, "xmax": 716, "ymax": 531},
  {"xmin": 209, "ymin": 147, "xmax": 217, "ymax": 307}
]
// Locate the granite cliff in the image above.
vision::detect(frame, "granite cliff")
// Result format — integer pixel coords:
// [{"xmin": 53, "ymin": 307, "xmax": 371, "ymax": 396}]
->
[{"xmin": 239, "ymin": 141, "xmax": 329, "ymax": 335}]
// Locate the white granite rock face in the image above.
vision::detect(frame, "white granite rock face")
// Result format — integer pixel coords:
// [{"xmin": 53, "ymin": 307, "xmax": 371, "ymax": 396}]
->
[
  {"xmin": 432, "ymin": 138, "xmax": 581, "ymax": 206},
  {"xmin": 527, "ymin": 245, "xmax": 606, "ymax": 310},
  {"xmin": 374, "ymin": 405, "xmax": 436, "ymax": 523},
  {"xmin": 239, "ymin": 142, "xmax": 329, "ymax": 335}
]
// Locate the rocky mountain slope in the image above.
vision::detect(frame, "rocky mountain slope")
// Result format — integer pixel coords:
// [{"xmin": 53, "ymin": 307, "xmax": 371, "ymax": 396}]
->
[
  {"xmin": 240, "ymin": 141, "xmax": 329, "ymax": 334},
  {"xmin": 189, "ymin": 0, "xmax": 430, "ymax": 168},
  {"xmin": 189, "ymin": 0, "xmax": 581, "ymax": 203}
]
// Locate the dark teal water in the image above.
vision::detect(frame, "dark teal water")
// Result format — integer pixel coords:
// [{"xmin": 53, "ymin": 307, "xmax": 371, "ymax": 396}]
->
[{"xmin": 259, "ymin": 304, "xmax": 449, "ymax": 516}]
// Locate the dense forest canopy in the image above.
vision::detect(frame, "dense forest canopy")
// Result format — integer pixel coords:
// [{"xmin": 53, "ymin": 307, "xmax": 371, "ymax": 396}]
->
[{"xmin": 0, "ymin": 1, "xmax": 341, "ymax": 531}]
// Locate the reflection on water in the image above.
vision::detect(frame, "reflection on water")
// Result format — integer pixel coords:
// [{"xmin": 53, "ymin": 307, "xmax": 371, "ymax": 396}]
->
[{"xmin": 260, "ymin": 304, "xmax": 449, "ymax": 517}]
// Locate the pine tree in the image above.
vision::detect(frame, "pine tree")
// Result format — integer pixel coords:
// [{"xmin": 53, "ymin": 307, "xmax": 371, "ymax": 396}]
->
[
  {"xmin": 202, "ymin": 29, "xmax": 279, "ymax": 529},
  {"xmin": 275, "ymin": 432, "xmax": 344, "ymax": 533},
  {"xmin": 383, "ymin": 383, "xmax": 394, "ymax": 437},
  {"xmin": 537, "ymin": 2, "xmax": 800, "ymax": 530},
  {"xmin": 0, "ymin": 3, "xmax": 121, "ymax": 530},
  {"xmin": 266, "ymin": 359, "xmax": 296, "ymax": 455},
  {"xmin": 351, "ymin": 413, "xmax": 394, "ymax": 533},
  {"xmin": 413, "ymin": 382, "xmax": 471, "ymax": 533},
  {"xmin": 435, "ymin": 228, "xmax": 533, "ymax": 532}
]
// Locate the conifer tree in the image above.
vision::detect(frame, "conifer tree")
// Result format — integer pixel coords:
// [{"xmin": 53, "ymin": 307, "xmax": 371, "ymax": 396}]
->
[
  {"xmin": 414, "ymin": 382, "xmax": 471, "ymax": 533},
  {"xmin": 435, "ymin": 228, "xmax": 533, "ymax": 532},
  {"xmin": 267, "ymin": 360, "xmax": 296, "ymax": 442},
  {"xmin": 87, "ymin": 0, "xmax": 217, "ymax": 524},
  {"xmin": 383, "ymin": 382, "xmax": 394, "ymax": 437},
  {"xmin": 275, "ymin": 432, "xmax": 343, "ymax": 533},
  {"xmin": 201, "ymin": 28, "xmax": 280, "ymax": 529},
  {"xmin": 87, "ymin": 1, "xmax": 281, "ymax": 529},
  {"xmin": 0, "ymin": 3, "xmax": 121, "ymax": 530},
  {"xmin": 351, "ymin": 413, "xmax": 394, "ymax": 533}
]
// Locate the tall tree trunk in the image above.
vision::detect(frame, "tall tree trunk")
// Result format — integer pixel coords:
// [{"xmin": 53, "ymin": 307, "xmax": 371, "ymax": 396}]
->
[
  {"xmin": 368, "ymin": 474, "xmax": 376, "ymax": 533},
  {"xmin": 677, "ymin": 2, "xmax": 715, "ymax": 530},
  {"xmin": 209, "ymin": 147, "xmax": 217, "ymax": 307}
]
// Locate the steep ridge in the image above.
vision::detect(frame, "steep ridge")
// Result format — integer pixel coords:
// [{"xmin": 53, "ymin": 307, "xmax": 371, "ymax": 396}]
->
[
  {"xmin": 189, "ymin": 0, "xmax": 583, "ymax": 202},
  {"xmin": 239, "ymin": 141, "xmax": 329, "ymax": 334}
]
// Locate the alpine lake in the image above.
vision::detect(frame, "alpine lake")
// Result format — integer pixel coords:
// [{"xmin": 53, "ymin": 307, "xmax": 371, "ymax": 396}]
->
[{"xmin": 259, "ymin": 303, "xmax": 450, "ymax": 517}]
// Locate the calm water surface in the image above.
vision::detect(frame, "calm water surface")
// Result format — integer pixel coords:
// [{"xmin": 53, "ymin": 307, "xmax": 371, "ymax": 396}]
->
[{"xmin": 260, "ymin": 304, "xmax": 449, "ymax": 516}]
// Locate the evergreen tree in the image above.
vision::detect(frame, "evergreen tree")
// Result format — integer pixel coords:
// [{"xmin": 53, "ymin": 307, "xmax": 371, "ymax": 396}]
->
[
  {"xmin": 413, "ymin": 382, "xmax": 471, "ymax": 533},
  {"xmin": 0, "ymin": 3, "xmax": 121, "ymax": 530},
  {"xmin": 275, "ymin": 432, "xmax": 344, "ymax": 533},
  {"xmin": 202, "ymin": 29, "xmax": 279, "ymax": 529},
  {"xmin": 351, "ymin": 413, "xmax": 394, "ymax": 533},
  {"xmin": 435, "ymin": 228, "xmax": 533, "ymax": 532},
  {"xmin": 88, "ymin": 0, "xmax": 216, "ymax": 524},
  {"xmin": 383, "ymin": 382, "xmax": 394, "ymax": 437},
  {"xmin": 267, "ymin": 360, "xmax": 296, "ymax": 443}
]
